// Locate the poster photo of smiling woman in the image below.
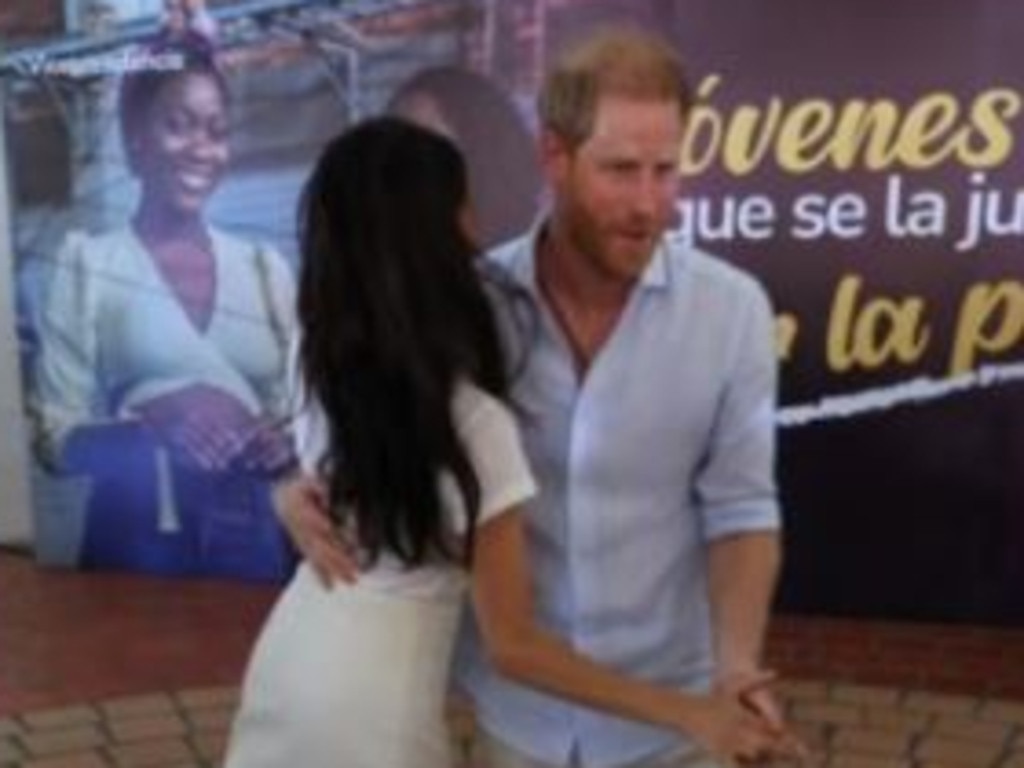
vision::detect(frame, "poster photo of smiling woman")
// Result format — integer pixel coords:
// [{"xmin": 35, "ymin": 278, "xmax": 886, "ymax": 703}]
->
[{"xmin": 27, "ymin": 20, "xmax": 298, "ymax": 581}]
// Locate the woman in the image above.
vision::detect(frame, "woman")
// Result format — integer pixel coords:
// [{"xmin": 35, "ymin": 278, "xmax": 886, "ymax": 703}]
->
[
  {"xmin": 32, "ymin": 36, "xmax": 295, "ymax": 580},
  {"xmin": 224, "ymin": 117, "xmax": 783, "ymax": 768}
]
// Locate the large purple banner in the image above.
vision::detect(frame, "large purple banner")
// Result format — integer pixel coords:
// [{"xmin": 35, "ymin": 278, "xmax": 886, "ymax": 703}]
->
[
  {"xmin": 569, "ymin": 0, "xmax": 1024, "ymax": 623},
  {"xmin": 5, "ymin": 0, "xmax": 1023, "ymax": 622}
]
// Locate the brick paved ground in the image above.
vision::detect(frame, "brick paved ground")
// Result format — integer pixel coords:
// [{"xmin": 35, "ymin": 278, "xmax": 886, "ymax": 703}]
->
[
  {"xmin": 767, "ymin": 619, "xmax": 1024, "ymax": 700},
  {"xmin": 3, "ymin": 683, "xmax": 1024, "ymax": 767},
  {"xmin": 2, "ymin": 552, "xmax": 1023, "ymax": 767}
]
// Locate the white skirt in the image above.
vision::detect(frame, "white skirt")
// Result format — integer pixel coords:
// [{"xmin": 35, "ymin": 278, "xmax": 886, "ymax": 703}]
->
[{"xmin": 224, "ymin": 564, "xmax": 464, "ymax": 768}]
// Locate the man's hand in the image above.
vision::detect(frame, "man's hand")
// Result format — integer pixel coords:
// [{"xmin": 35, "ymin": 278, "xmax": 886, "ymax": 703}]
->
[
  {"xmin": 716, "ymin": 669, "xmax": 810, "ymax": 764},
  {"xmin": 680, "ymin": 689, "xmax": 780, "ymax": 766},
  {"xmin": 717, "ymin": 669, "xmax": 784, "ymax": 731},
  {"xmin": 273, "ymin": 474, "xmax": 358, "ymax": 587}
]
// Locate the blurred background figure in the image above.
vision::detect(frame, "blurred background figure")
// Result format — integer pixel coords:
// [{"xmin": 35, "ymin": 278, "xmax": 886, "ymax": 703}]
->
[{"xmin": 388, "ymin": 66, "xmax": 541, "ymax": 248}]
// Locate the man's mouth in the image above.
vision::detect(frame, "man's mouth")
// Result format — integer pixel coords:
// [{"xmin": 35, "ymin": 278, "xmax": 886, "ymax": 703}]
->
[{"xmin": 617, "ymin": 230, "xmax": 653, "ymax": 244}]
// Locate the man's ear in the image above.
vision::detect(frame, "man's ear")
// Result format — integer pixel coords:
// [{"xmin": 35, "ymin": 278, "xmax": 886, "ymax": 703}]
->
[
  {"xmin": 538, "ymin": 128, "xmax": 573, "ymax": 184},
  {"xmin": 458, "ymin": 202, "xmax": 480, "ymax": 248}
]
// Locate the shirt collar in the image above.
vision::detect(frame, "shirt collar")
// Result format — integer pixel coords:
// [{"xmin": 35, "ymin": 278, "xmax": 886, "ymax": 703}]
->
[{"xmin": 501, "ymin": 217, "xmax": 672, "ymax": 297}]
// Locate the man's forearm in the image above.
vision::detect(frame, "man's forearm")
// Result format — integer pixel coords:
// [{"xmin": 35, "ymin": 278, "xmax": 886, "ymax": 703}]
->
[{"xmin": 706, "ymin": 530, "xmax": 782, "ymax": 679}]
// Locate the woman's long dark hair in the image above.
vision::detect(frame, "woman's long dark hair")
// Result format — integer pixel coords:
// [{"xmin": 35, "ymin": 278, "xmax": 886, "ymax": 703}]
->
[{"xmin": 297, "ymin": 117, "xmax": 508, "ymax": 567}]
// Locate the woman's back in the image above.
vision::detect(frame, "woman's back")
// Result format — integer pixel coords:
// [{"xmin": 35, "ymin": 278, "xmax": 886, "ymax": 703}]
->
[
  {"xmin": 293, "ymin": 381, "xmax": 534, "ymax": 600},
  {"xmin": 225, "ymin": 379, "xmax": 535, "ymax": 768}
]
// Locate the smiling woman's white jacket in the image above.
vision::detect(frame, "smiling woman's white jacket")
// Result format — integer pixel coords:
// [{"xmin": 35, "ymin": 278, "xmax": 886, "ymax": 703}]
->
[
  {"xmin": 33, "ymin": 226, "xmax": 294, "ymax": 463},
  {"xmin": 29, "ymin": 226, "xmax": 294, "ymax": 572}
]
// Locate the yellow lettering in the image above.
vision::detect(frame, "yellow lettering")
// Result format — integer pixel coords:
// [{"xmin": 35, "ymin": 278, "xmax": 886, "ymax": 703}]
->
[
  {"xmin": 960, "ymin": 88, "xmax": 1022, "ymax": 168},
  {"xmin": 829, "ymin": 99, "xmax": 901, "ymax": 171},
  {"xmin": 775, "ymin": 313, "xmax": 799, "ymax": 361},
  {"xmin": 678, "ymin": 76, "xmax": 1022, "ymax": 177},
  {"xmin": 950, "ymin": 281, "xmax": 1024, "ymax": 374},
  {"xmin": 895, "ymin": 93, "xmax": 960, "ymax": 168},
  {"xmin": 776, "ymin": 100, "xmax": 834, "ymax": 173},
  {"xmin": 828, "ymin": 274, "xmax": 930, "ymax": 372},
  {"xmin": 680, "ymin": 75, "xmax": 723, "ymax": 175},
  {"xmin": 721, "ymin": 100, "xmax": 783, "ymax": 176}
]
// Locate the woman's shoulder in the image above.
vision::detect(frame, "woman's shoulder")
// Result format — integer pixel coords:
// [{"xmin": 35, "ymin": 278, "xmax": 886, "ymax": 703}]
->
[
  {"xmin": 57, "ymin": 226, "xmax": 132, "ymax": 251},
  {"xmin": 53, "ymin": 227, "xmax": 142, "ymax": 271},
  {"xmin": 208, "ymin": 227, "xmax": 281, "ymax": 259},
  {"xmin": 452, "ymin": 382, "xmax": 516, "ymax": 438},
  {"xmin": 208, "ymin": 228, "xmax": 292, "ymax": 277},
  {"xmin": 452, "ymin": 381, "xmax": 535, "ymax": 522}
]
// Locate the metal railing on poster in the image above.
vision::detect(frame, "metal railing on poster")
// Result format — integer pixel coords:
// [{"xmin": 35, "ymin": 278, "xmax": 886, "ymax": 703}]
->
[{"xmin": 1, "ymin": 0, "xmax": 485, "ymax": 117}]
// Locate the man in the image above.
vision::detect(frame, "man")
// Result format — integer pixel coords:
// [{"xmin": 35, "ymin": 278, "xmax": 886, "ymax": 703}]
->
[{"xmin": 279, "ymin": 28, "xmax": 788, "ymax": 768}]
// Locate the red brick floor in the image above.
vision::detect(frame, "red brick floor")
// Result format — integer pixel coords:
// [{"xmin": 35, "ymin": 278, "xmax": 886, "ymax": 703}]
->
[
  {"xmin": 3, "ymin": 550, "xmax": 1024, "ymax": 767},
  {"xmin": 0, "ymin": 551, "xmax": 276, "ymax": 718},
  {"xmin": 767, "ymin": 616, "xmax": 1024, "ymax": 701}
]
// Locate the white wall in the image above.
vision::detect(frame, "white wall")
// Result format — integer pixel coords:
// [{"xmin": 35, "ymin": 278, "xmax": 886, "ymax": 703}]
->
[{"xmin": 0, "ymin": 89, "xmax": 35, "ymax": 547}]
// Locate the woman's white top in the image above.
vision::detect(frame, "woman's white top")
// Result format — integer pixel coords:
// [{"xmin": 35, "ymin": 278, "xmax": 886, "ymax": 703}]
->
[{"xmin": 293, "ymin": 381, "xmax": 536, "ymax": 600}]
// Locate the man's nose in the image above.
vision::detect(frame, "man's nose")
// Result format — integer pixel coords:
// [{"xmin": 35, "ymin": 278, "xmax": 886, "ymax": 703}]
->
[{"xmin": 629, "ymin": 173, "xmax": 667, "ymax": 221}]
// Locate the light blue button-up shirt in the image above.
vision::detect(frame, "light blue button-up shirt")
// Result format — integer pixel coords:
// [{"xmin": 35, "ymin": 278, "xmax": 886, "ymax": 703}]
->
[{"xmin": 454, "ymin": 227, "xmax": 782, "ymax": 768}]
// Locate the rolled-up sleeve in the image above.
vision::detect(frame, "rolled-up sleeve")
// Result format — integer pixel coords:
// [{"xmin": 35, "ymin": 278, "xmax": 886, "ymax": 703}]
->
[{"xmin": 696, "ymin": 281, "xmax": 781, "ymax": 540}]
